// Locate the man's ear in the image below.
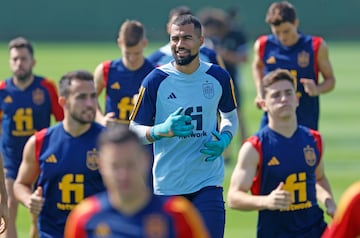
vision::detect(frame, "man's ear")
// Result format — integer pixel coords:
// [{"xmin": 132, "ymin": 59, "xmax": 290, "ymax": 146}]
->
[
  {"xmin": 259, "ymin": 99, "xmax": 268, "ymax": 112},
  {"xmin": 117, "ymin": 37, "xmax": 122, "ymax": 48},
  {"xmin": 58, "ymin": 96, "xmax": 66, "ymax": 107},
  {"xmin": 294, "ymin": 19, "xmax": 299, "ymax": 28}
]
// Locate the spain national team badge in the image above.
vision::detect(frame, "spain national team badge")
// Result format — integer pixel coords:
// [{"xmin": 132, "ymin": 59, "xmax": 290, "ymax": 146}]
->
[
  {"xmin": 303, "ymin": 145, "xmax": 317, "ymax": 166},
  {"xmin": 86, "ymin": 148, "xmax": 99, "ymax": 171},
  {"xmin": 32, "ymin": 88, "xmax": 45, "ymax": 105},
  {"xmin": 297, "ymin": 50, "xmax": 310, "ymax": 68},
  {"xmin": 94, "ymin": 222, "xmax": 111, "ymax": 236},
  {"xmin": 202, "ymin": 83, "xmax": 214, "ymax": 99},
  {"xmin": 144, "ymin": 214, "xmax": 168, "ymax": 238}
]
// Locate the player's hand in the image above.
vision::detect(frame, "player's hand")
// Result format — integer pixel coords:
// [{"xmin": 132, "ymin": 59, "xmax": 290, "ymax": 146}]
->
[
  {"xmin": 28, "ymin": 187, "xmax": 45, "ymax": 215},
  {"xmin": 0, "ymin": 202, "xmax": 9, "ymax": 234},
  {"xmin": 325, "ymin": 198, "xmax": 337, "ymax": 218},
  {"xmin": 300, "ymin": 78, "xmax": 318, "ymax": 96},
  {"xmin": 263, "ymin": 182, "xmax": 292, "ymax": 210},
  {"xmin": 151, "ymin": 107, "xmax": 194, "ymax": 140},
  {"xmin": 254, "ymin": 94, "xmax": 262, "ymax": 109},
  {"xmin": 200, "ymin": 131, "xmax": 232, "ymax": 162},
  {"xmin": 102, "ymin": 112, "xmax": 117, "ymax": 127}
]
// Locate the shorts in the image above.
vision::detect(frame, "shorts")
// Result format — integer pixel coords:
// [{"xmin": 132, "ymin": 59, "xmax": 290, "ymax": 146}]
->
[
  {"xmin": 182, "ymin": 186, "xmax": 225, "ymax": 238},
  {"xmin": 3, "ymin": 153, "xmax": 22, "ymax": 180}
]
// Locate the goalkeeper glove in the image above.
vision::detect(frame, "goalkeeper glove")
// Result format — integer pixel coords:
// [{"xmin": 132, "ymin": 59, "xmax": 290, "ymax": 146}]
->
[
  {"xmin": 200, "ymin": 131, "xmax": 232, "ymax": 162},
  {"xmin": 151, "ymin": 107, "xmax": 194, "ymax": 140}
]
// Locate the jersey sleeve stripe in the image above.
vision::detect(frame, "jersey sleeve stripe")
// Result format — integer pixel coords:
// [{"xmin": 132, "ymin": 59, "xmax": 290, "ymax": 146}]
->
[
  {"xmin": 40, "ymin": 79, "xmax": 64, "ymax": 121},
  {"xmin": 129, "ymin": 86, "xmax": 145, "ymax": 121},
  {"xmin": 247, "ymin": 136, "xmax": 263, "ymax": 195}
]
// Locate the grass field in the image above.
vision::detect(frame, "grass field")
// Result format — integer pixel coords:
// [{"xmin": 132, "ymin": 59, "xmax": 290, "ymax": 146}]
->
[{"xmin": 0, "ymin": 41, "xmax": 359, "ymax": 237}]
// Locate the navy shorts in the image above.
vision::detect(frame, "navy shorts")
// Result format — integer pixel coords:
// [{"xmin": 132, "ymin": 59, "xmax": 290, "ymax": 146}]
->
[{"xmin": 182, "ymin": 186, "xmax": 225, "ymax": 238}]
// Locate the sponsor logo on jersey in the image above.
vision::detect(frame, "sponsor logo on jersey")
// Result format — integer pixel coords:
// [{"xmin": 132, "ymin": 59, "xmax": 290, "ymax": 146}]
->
[
  {"xmin": 202, "ymin": 83, "xmax": 214, "ymax": 99},
  {"xmin": 32, "ymin": 88, "xmax": 45, "ymax": 105},
  {"xmin": 266, "ymin": 56, "xmax": 276, "ymax": 64},
  {"xmin": 304, "ymin": 145, "xmax": 317, "ymax": 166},
  {"xmin": 297, "ymin": 50, "xmax": 310, "ymax": 68},
  {"xmin": 144, "ymin": 214, "xmax": 168, "ymax": 238},
  {"xmin": 267, "ymin": 156, "xmax": 280, "ymax": 166},
  {"xmin": 110, "ymin": 82, "xmax": 120, "ymax": 90},
  {"xmin": 45, "ymin": 154, "xmax": 58, "ymax": 163},
  {"xmin": 86, "ymin": 148, "xmax": 99, "ymax": 171}
]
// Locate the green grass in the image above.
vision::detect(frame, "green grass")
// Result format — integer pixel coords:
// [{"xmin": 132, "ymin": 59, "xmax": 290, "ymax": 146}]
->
[{"xmin": 0, "ymin": 41, "xmax": 359, "ymax": 237}]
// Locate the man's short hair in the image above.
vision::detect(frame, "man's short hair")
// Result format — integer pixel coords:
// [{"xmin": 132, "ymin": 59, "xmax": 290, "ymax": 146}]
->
[
  {"xmin": 265, "ymin": 1, "xmax": 297, "ymax": 26},
  {"xmin": 260, "ymin": 68, "xmax": 296, "ymax": 98},
  {"xmin": 172, "ymin": 14, "xmax": 202, "ymax": 37},
  {"xmin": 59, "ymin": 70, "xmax": 94, "ymax": 97},
  {"xmin": 8, "ymin": 37, "xmax": 34, "ymax": 56},
  {"xmin": 118, "ymin": 20, "xmax": 145, "ymax": 47},
  {"xmin": 168, "ymin": 6, "xmax": 192, "ymax": 22}
]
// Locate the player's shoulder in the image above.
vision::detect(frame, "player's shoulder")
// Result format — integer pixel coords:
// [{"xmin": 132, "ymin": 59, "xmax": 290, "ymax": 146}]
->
[
  {"xmin": 204, "ymin": 61, "xmax": 230, "ymax": 81},
  {"xmin": 159, "ymin": 195, "xmax": 197, "ymax": 214},
  {"xmin": 299, "ymin": 125, "xmax": 321, "ymax": 137},
  {"xmin": 199, "ymin": 46, "xmax": 217, "ymax": 56},
  {"xmin": 0, "ymin": 79, "xmax": 8, "ymax": 90},
  {"xmin": 36, "ymin": 75, "xmax": 58, "ymax": 89},
  {"xmin": 142, "ymin": 65, "xmax": 169, "ymax": 86},
  {"xmin": 91, "ymin": 122, "xmax": 106, "ymax": 133},
  {"xmin": 70, "ymin": 195, "xmax": 102, "ymax": 220}
]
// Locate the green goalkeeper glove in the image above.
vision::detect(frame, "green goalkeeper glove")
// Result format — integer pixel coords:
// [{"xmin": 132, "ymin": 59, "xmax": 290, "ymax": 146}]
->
[
  {"xmin": 151, "ymin": 107, "xmax": 194, "ymax": 140},
  {"xmin": 200, "ymin": 131, "xmax": 232, "ymax": 162}
]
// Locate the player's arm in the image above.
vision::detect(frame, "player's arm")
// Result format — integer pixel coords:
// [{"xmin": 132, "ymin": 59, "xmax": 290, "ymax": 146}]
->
[
  {"xmin": 252, "ymin": 39, "xmax": 265, "ymax": 108},
  {"xmin": 300, "ymin": 40, "xmax": 336, "ymax": 96},
  {"xmin": 0, "ymin": 153, "xmax": 9, "ymax": 230},
  {"xmin": 93, "ymin": 63, "xmax": 115, "ymax": 126},
  {"xmin": 317, "ymin": 40, "xmax": 336, "ymax": 94},
  {"xmin": 227, "ymin": 142, "xmax": 291, "ymax": 211},
  {"xmin": 227, "ymin": 142, "xmax": 264, "ymax": 210},
  {"xmin": 13, "ymin": 136, "xmax": 43, "ymax": 215},
  {"xmin": 315, "ymin": 158, "xmax": 336, "ymax": 218}
]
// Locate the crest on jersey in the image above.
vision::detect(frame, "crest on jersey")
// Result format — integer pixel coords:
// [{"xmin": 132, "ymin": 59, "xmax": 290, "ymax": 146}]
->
[
  {"xmin": 32, "ymin": 88, "xmax": 45, "ymax": 105},
  {"xmin": 303, "ymin": 145, "xmax": 317, "ymax": 166},
  {"xmin": 297, "ymin": 50, "xmax": 310, "ymax": 68},
  {"xmin": 144, "ymin": 214, "xmax": 168, "ymax": 238},
  {"xmin": 94, "ymin": 222, "xmax": 111, "ymax": 236},
  {"xmin": 202, "ymin": 83, "xmax": 214, "ymax": 99},
  {"xmin": 86, "ymin": 148, "xmax": 99, "ymax": 171}
]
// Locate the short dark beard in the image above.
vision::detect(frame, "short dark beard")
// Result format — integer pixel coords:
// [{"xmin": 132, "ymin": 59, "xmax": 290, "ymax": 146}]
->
[
  {"xmin": 173, "ymin": 49, "xmax": 198, "ymax": 66},
  {"xmin": 15, "ymin": 70, "xmax": 32, "ymax": 83}
]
